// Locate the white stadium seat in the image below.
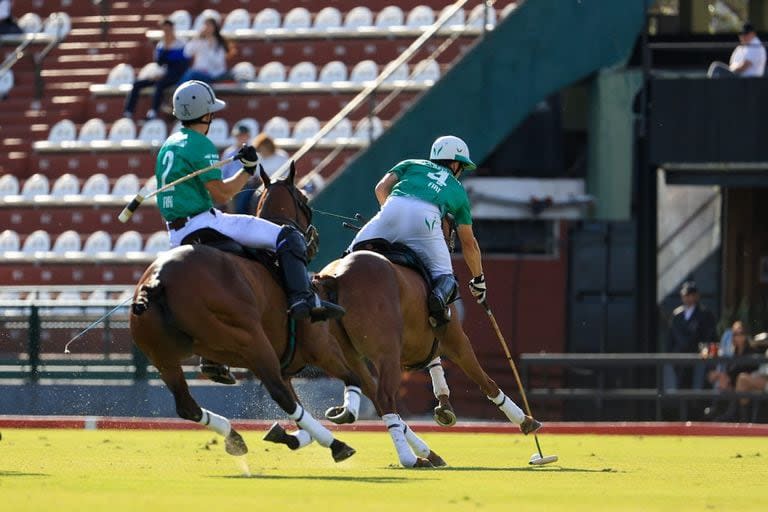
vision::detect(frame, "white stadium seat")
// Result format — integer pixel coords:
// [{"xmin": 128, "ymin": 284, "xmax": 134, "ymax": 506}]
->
[
  {"xmin": 137, "ymin": 62, "xmax": 164, "ymax": 81},
  {"xmin": 412, "ymin": 58, "xmax": 441, "ymax": 81},
  {"xmin": 17, "ymin": 13, "xmax": 43, "ymax": 33},
  {"xmin": 384, "ymin": 62, "xmax": 409, "ymax": 83},
  {"xmin": 114, "ymin": 231, "xmax": 143, "ymax": 255},
  {"xmin": 51, "ymin": 173, "xmax": 80, "ymax": 197},
  {"xmin": 21, "ymin": 173, "xmax": 50, "ymax": 198},
  {"xmin": 354, "ymin": 116, "xmax": 384, "ymax": 141},
  {"xmin": 55, "ymin": 290, "xmax": 83, "ymax": 315},
  {"xmin": 144, "ymin": 231, "xmax": 170, "ymax": 255},
  {"xmin": 52, "ymin": 230, "xmax": 82, "ymax": 254},
  {"xmin": 22, "ymin": 230, "xmax": 51, "ymax": 254},
  {"xmin": 440, "ymin": 6, "xmax": 465, "ymax": 27},
  {"xmin": 258, "ymin": 61, "xmax": 287, "ymax": 83},
  {"xmin": 501, "ymin": 3, "xmax": 519, "ymax": 19},
  {"xmin": 48, "ymin": 119, "xmax": 77, "ymax": 143},
  {"xmin": 283, "ymin": 7, "xmax": 312, "ymax": 30},
  {"xmin": 81, "ymin": 174, "xmax": 110, "ymax": 197},
  {"xmin": 193, "ymin": 9, "xmax": 221, "ymax": 32},
  {"xmin": 207, "ymin": 118, "xmax": 229, "ymax": 146},
  {"xmin": 112, "ymin": 174, "xmax": 140, "ymax": 197},
  {"xmin": 0, "ymin": 174, "xmax": 20, "ymax": 196},
  {"xmin": 288, "ymin": 61, "xmax": 317, "ymax": 84},
  {"xmin": 0, "ymin": 229, "xmax": 20, "ymax": 253},
  {"xmin": 109, "ymin": 117, "xmax": 137, "ymax": 142},
  {"xmin": 344, "ymin": 7, "xmax": 373, "ymax": 29},
  {"xmin": 467, "ymin": 4, "xmax": 497, "ymax": 29},
  {"xmin": 407, "ymin": 5, "xmax": 435, "ymax": 28},
  {"xmin": 319, "ymin": 61, "xmax": 348, "ymax": 84},
  {"xmin": 83, "ymin": 231, "xmax": 112, "ymax": 255},
  {"xmin": 375, "ymin": 6, "xmax": 405, "ymax": 29},
  {"xmin": 324, "ymin": 118, "xmax": 352, "ymax": 139},
  {"xmin": 168, "ymin": 10, "xmax": 192, "ymax": 32},
  {"xmin": 106, "ymin": 63, "xmax": 135, "ymax": 87},
  {"xmin": 263, "ymin": 117, "xmax": 291, "ymax": 139},
  {"xmin": 222, "ymin": 8, "xmax": 251, "ymax": 32},
  {"xmin": 314, "ymin": 7, "xmax": 342, "ymax": 30},
  {"xmin": 143, "ymin": 177, "xmax": 157, "ymax": 195},
  {"xmin": 253, "ymin": 8, "xmax": 281, "ymax": 31},
  {"xmin": 0, "ymin": 70, "xmax": 14, "ymax": 97},
  {"xmin": 232, "ymin": 61, "xmax": 256, "ymax": 81},
  {"xmin": 85, "ymin": 289, "xmax": 108, "ymax": 315},
  {"xmin": 350, "ymin": 60, "xmax": 378, "ymax": 83},
  {"xmin": 138, "ymin": 119, "xmax": 167, "ymax": 144},
  {"xmin": 43, "ymin": 12, "xmax": 71, "ymax": 40},
  {"xmin": 78, "ymin": 118, "xmax": 107, "ymax": 143},
  {"xmin": 292, "ymin": 116, "xmax": 320, "ymax": 141}
]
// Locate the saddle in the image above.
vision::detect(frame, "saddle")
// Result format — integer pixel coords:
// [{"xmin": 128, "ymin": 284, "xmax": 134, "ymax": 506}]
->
[
  {"xmin": 351, "ymin": 238, "xmax": 434, "ymax": 289},
  {"xmin": 181, "ymin": 228, "xmax": 279, "ymax": 279}
]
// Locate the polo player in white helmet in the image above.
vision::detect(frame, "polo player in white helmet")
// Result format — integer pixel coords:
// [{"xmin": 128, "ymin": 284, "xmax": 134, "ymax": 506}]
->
[{"xmin": 157, "ymin": 80, "xmax": 344, "ymax": 382}]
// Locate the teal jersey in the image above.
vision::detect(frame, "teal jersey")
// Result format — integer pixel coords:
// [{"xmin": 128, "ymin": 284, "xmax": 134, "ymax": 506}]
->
[
  {"xmin": 388, "ymin": 159, "xmax": 472, "ymax": 225},
  {"xmin": 155, "ymin": 128, "xmax": 222, "ymax": 221}
]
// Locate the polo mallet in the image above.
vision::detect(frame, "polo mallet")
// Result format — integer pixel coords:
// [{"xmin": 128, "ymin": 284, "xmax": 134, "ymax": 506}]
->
[
  {"xmin": 480, "ymin": 300, "xmax": 559, "ymax": 466},
  {"xmin": 117, "ymin": 157, "xmax": 235, "ymax": 223}
]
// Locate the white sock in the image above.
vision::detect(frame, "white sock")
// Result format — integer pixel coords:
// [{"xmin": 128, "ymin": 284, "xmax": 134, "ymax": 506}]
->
[
  {"xmin": 290, "ymin": 429, "xmax": 313, "ymax": 449},
  {"xmin": 427, "ymin": 357, "xmax": 449, "ymax": 398},
  {"xmin": 198, "ymin": 408, "xmax": 232, "ymax": 437},
  {"xmin": 343, "ymin": 385, "xmax": 361, "ymax": 420},
  {"xmin": 382, "ymin": 413, "xmax": 417, "ymax": 467},
  {"xmin": 289, "ymin": 404, "xmax": 334, "ymax": 447},
  {"xmin": 487, "ymin": 390, "xmax": 525, "ymax": 424},
  {"xmin": 403, "ymin": 423, "xmax": 430, "ymax": 457}
]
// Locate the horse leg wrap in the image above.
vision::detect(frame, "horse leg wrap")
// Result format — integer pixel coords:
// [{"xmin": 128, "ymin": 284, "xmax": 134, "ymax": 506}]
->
[
  {"xmin": 343, "ymin": 385, "xmax": 361, "ymax": 420},
  {"xmin": 403, "ymin": 423, "xmax": 431, "ymax": 458},
  {"xmin": 382, "ymin": 413, "xmax": 417, "ymax": 467},
  {"xmin": 289, "ymin": 404, "xmax": 333, "ymax": 447},
  {"xmin": 290, "ymin": 429, "xmax": 313, "ymax": 449},
  {"xmin": 488, "ymin": 390, "xmax": 525, "ymax": 424},
  {"xmin": 427, "ymin": 357, "xmax": 449, "ymax": 399},
  {"xmin": 199, "ymin": 408, "xmax": 232, "ymax": 437}
]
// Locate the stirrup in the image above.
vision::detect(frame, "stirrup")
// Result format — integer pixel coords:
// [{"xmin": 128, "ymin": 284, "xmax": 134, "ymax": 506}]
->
[{"xmin": 310, "ymin": 300, "xmax": 346, "ymax": 322}]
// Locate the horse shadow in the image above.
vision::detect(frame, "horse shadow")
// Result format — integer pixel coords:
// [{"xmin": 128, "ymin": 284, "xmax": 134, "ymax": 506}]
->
[
  {"xmin": 433, "ymin": 466, "xmax": 625, "ymax": 474},
  {"xmin": 215, "ymin": 474, "xmax": 437, "ymax": 483},
  {"xmin": 0, "ymin": 470, "xmax": 49, "ymax": 477}
]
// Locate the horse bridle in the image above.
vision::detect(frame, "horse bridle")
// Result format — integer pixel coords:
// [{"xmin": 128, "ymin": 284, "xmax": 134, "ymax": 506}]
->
[{"xmin": 257, "ymin": 180, "xmax": 319, "ymax": 259}]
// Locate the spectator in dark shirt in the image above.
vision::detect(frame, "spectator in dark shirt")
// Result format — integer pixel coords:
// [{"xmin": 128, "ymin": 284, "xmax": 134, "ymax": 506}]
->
[
  {"xmin": 123, "ymin": 18, "xmax": 188, "ymax": 120},
  {"xmin": 0, "ymin": 0, "xmax": 22, "ymax": 35}
]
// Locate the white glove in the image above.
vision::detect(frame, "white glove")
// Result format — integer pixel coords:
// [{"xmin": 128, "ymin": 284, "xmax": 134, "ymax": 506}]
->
[{"xmin": 468, "ymin": 274, "xmax": 486, "ymax": 304}]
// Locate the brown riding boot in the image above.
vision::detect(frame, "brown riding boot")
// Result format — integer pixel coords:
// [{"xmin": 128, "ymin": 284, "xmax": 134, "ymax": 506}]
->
[{"xmin": 520, "ymin": 415, "xmax": 542, "ymax": 435}]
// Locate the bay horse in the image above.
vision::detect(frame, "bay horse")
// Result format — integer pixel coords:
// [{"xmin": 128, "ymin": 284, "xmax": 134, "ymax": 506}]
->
[{"xmin": 129, "ymin": 163, "xmax": 360, "ymax": 462}]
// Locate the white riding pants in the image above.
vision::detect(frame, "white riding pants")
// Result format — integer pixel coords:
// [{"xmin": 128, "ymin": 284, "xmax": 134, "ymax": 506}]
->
[
  {"xmin": 167, "ymin": 208, "xmax": 282, "ymax": 249},
  {"xmin": 348, "ymin": 195, "xmax": 452, "ymax": 277}
]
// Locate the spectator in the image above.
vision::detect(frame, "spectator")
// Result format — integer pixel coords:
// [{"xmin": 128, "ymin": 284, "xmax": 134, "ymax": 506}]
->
[
  {"xmin": 218, "ymin": 122, "xmax": 252, "ymax": 211},
  {"xmin": 715, "ymin": 343, "xmax": 765, "ymax": 423},
  {"xmin": 123, "ymin": 18, "xmax": 188, "ymax": 120},
  {"xmin": 178, "ymin": 17, "xmax": 236, "ymax": 85},
  {"xmin": 234, "ymin": 133, "xmax": 289, "ymax": 214},
  {"xmin": 664, "ymin": 281, "xmax": 717, "ymax": 390},
  {"xmin": 707, "ymin": 321, "xmax": 759, "ymax": 388},
  {"xmin": 0, "ymin": 0, "xmax": 22, "ymax": 35},
  {"xmin": 707, "ymin": 22, "xmax": 766, "ymax": 78}
]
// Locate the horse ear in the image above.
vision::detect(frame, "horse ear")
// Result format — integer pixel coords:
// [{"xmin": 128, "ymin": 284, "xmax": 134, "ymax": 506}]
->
[
  {"xmin": 259, "ymin": 165, "xmax": 270, "ymax": 187},
  {"xmin": 289, "ymin": 161, "xmax": 296, "ymax": 183}
]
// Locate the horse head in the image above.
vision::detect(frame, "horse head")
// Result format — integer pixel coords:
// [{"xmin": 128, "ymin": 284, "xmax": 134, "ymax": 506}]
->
[{"xmin": 256, "ymin": 161, "xmax": 319, "ymax": 259}]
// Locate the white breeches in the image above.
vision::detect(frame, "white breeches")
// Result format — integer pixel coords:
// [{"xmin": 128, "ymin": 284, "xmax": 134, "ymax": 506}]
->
[
  {"xmin": 167, "ymin": 208, "xmax": 283, "ymax": 249},
  {"xmin": 348, "ymin": 196, "xmax": 452, "ymax": 278}
]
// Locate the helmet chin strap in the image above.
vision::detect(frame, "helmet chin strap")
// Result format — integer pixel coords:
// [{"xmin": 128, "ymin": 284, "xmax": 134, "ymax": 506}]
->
[{"xmin": 199, "ymin": 113, "xmax": 213, "ymax": 135}]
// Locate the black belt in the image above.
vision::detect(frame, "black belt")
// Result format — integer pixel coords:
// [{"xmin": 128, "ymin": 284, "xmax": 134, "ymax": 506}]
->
[{"xmin": 167, "ymin": 208, "xmax": 215, "ymax": 231}]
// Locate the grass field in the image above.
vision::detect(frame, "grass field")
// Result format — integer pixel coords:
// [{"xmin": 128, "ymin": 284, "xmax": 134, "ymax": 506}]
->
[{"xmin": 0, "ymin": 428, "xmax": 763, "ymax": 511}]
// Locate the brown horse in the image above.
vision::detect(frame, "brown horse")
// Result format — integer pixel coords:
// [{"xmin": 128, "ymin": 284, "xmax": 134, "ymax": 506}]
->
[{"xmin": 129, "ymin": 163, "xmax": 359, "ymax": 462}]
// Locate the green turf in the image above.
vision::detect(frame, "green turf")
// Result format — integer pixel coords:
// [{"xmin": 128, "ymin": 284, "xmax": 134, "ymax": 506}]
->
[{"xmin": 0, "ymin": 428, "xmax": 763, "ymax": 511}]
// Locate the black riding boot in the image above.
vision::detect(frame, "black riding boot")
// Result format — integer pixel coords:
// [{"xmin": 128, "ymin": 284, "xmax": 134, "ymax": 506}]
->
[
  {"xmin": 428, "ymin": 274, "xmax": 458, "ymax": 327},
  {"xmin": 199, "ymin": 357, "xmax": 237, "ymax": 385},
  {"xmin": 277, "ymin": 226, "xmax": 345, "ymax": 321}
]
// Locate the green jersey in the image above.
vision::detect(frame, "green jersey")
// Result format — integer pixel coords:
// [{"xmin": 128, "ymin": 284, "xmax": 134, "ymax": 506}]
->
[
  {"xmin": 155, "ymin": 128, "xmax": 222, "ymax": 221},
  {"xmin": 389, "ymin": 159, "xmax": 472, "ymax": 225}
]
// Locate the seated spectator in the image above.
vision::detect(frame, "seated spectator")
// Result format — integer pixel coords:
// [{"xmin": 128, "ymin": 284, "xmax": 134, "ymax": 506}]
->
[
  {"xmin": 218, "ymin": 122, "xmax": 252, "ymax": 211},
  {"xmin": 708, "ymin": 22, "xmax": 766, "ymax": 78},
  {"xmin": 234, "ymin": 133, "xmax": 289, "ymax": 214},
  {"xmin": 0, "ymin": 0, "xmax": 22, "ymax": 35},
  {"xmin": 178, "ymin": 17, "xmax": 236, "ymax": 85},
  {"xmin": 124, "ymin": 18, "xmax": 188, "ymax": 120},
  {"xmin": 716, "ymin": 347, "xmax": 766, "ymax": 423},
  {"xmin": 707, "ymin": 321, "xmax": 759, "ymax": 390}
]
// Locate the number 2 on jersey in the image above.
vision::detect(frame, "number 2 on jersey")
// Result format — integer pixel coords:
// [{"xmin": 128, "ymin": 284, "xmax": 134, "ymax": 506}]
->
[{"xmin": 160, "ymin": 151, "xmax": 175, "ymax": 190}]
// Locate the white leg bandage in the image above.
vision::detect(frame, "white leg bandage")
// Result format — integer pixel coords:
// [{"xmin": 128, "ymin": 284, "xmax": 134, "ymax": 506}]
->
[
  {"xmin": 427, "ymin": 357, "xmax": 450, "ymax": 399},
  {"xmin": 403, "ymin": 423, "xmax": 430, "ymax": 458},
  {"xmin": 487, "ymin": 390, "xmax": 525, "ymax": 424},
  {"xmin": 382, "ymin": 413, "xmax": 417, "ymax": 467},
  {"xmin": 342, "ymin": 385, "xmax": 362, "ymax": 420},
  {"xmin": 289, "ymin": 404, "xmax": 334, "ymax": 448},
  {"xmin": 198, "ymin": 408, "xmax": 232, "ymax": 437},
  {"xmin": 290, "ymin": 429, "xmax": 313, "ymax": 449}
]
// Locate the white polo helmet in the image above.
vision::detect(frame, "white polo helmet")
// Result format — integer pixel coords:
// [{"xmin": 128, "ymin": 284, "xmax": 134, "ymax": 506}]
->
[
  {"xmin": 172, "ymin": 80, "xmax": 226, "ymax": 121},
  {"xmin": 429, "ymin": 135, "xmax": 476, "ymax": 171}
]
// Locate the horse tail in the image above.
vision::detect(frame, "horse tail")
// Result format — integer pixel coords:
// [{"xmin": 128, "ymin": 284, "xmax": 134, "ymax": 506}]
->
[{"xmin": 132, "ymin": 268, "xmax": 192, "ymax": 346}]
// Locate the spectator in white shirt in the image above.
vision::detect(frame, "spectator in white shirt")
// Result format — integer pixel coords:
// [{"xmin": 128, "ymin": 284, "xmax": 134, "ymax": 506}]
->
[
  {"xmin": 708, "ymin": 22, "xmax": 766, "ymax": 78},
  {"xmin": 177, "ymin": 17, "xmax": 236, "ymax": 85}
]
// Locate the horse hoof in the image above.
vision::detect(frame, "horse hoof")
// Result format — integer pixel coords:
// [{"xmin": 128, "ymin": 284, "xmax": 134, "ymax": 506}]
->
[
  {"xmin": 330, "ymin": 439, "xmax": 356, "ymax": 463},
  {"xmin": 427, "ymin": 450, "xmax": 447, "ymax": 468},
  {"xmin": 225, "ymin": 429, "xmax": 248, "ymax": 456},
  {"xmin": 325, "ymin": 406, "xmax": 356, "ymax": 425},
  {"xmin": 433, "ymin": 404, "xmax": 457, "ymax": 427},
  {"xmin": 263, "ymin": 422, "xmax": 300, "ymax": 450},
  {"xmin": 412, "ymin": 457, "xmax": 434, "ymax": 468}
]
